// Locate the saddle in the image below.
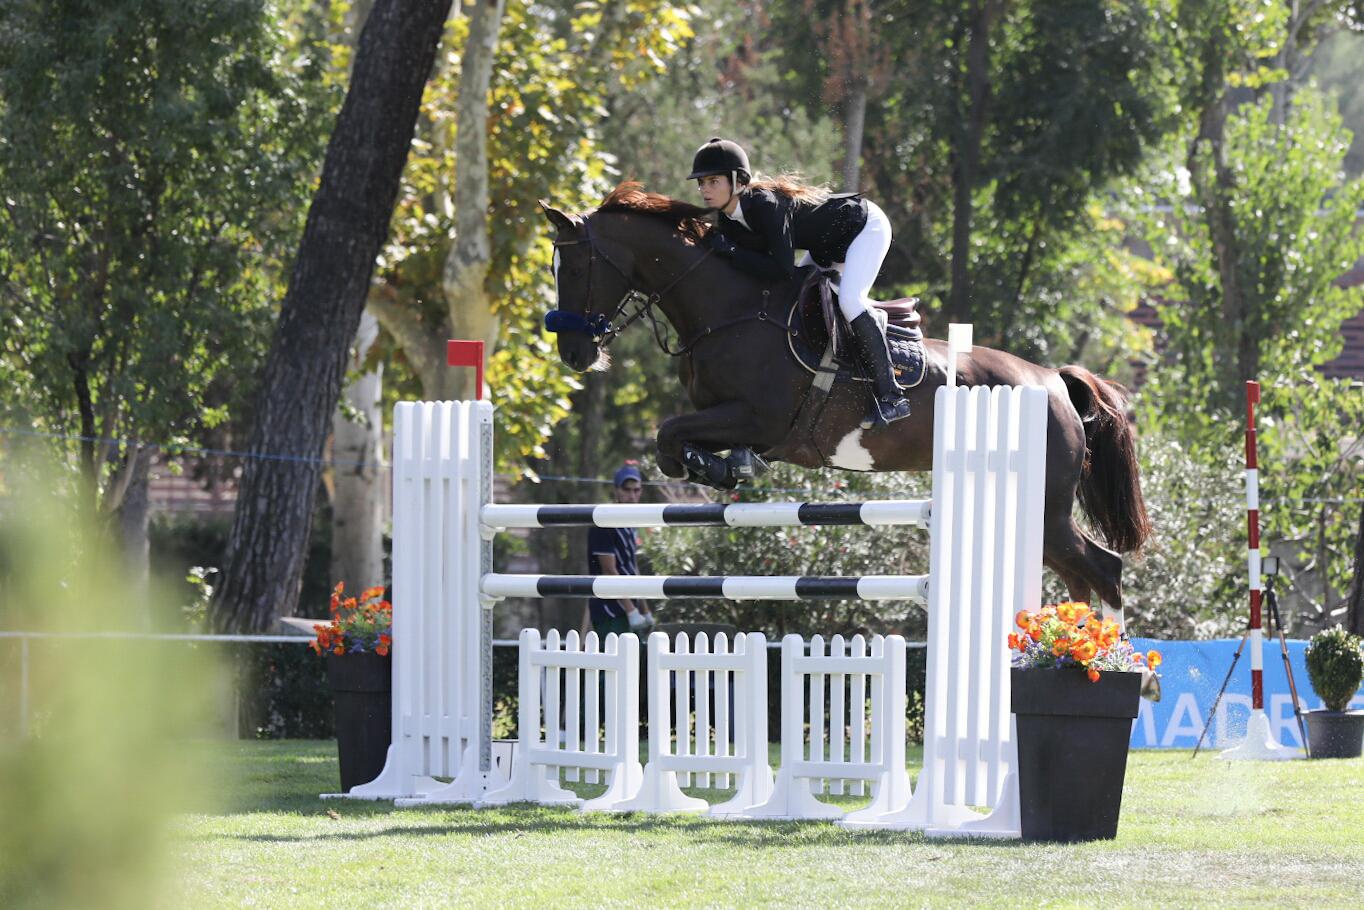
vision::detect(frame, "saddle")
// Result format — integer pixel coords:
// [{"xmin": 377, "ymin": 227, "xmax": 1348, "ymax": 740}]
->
[{"xmin": 785, "ymin": 268, "xmax": 927, "ymax": 389}]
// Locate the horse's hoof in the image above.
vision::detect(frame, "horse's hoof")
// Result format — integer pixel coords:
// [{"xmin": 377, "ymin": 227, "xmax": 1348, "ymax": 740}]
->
[
  {"xmin": 682, "ymin": 444, "xmax": 738, "ymax": 490},
  {"xmin": 1140, "ymin": 668, "xmax": 1162, "ymax": 703}
]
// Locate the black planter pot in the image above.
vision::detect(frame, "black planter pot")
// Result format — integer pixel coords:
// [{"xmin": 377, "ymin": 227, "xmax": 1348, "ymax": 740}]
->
[
  {"xmin": 327, "ymin": 652, "xmax": 392, "ymax": 792},
  {"xmin": 1303, "ymin": 710, "xmax": 1364, "ymax": 759},
  {"xmin": 1011, "ymin": 668, "xmax": 1141, "ymax": 842}
]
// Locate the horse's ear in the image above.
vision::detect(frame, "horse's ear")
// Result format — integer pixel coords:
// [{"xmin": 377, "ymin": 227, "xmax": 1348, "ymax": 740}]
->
[{"xmin": 539, "ymin": 199, "xmax": 580, "ymax": 234}]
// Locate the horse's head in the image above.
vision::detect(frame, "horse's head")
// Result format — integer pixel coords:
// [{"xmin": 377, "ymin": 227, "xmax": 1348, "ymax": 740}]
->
[{"xmin": 539, "ymin": 202, "xmax": 638, "ymax": 373}]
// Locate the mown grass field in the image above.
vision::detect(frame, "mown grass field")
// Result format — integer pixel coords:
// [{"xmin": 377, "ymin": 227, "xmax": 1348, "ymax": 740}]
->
[{"xmin": 170, "ymin": 740, "xmax": 1364, "ymax": 909}]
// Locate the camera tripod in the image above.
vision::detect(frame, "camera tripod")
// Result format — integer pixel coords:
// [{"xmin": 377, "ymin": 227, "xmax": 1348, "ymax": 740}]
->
[{"xmin": 1192, "ymin": 573, "xmax": 1309, "ymax": 758}]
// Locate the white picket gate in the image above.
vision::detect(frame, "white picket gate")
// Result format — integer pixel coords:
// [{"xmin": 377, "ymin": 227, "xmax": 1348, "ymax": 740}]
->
[
  {"xmin": 480, "ymin": 629, "xmax": 643, "ymax": 811},
  {"xmin": 612, "ymin": 631, "xmax": 773, "ymax": 816},
  {"xmin": 743, "ymin": 634, "xmax": 910, "ymax": 821}
]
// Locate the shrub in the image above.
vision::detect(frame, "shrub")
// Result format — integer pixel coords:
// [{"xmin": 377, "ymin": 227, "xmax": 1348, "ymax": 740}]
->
[{"xmin": 1305, "ymin": 625, "xmax": 1364, "ymax": 712}]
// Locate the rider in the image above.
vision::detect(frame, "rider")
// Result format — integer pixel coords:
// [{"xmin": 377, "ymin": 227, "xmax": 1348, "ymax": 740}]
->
[{"xmin": 688, "ymin": 136, "xmax": 911, "ymax": 426}]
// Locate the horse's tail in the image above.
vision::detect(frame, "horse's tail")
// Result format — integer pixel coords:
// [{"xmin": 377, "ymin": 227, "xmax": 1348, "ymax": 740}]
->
[{"xmin": 1058, "ymin": 365, "xmax": 1151, "ymax": 554}]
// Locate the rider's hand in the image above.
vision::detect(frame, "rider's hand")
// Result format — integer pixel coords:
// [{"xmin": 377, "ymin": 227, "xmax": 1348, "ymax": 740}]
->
[{"xmin": 708, "ymin": 231, "xmax": 737, "ymax": 258}]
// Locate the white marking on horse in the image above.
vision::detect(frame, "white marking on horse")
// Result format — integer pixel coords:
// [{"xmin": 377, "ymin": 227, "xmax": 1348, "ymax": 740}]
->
[{"xmin": 829, "ymin": 428, "xmax": 876, "ymax": 471}]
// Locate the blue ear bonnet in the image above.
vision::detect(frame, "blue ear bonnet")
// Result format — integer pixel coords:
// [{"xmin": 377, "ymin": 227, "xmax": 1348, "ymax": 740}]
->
[{"xmin": 545, "ymin": 309, "xmax": 610, "ymax": 338}]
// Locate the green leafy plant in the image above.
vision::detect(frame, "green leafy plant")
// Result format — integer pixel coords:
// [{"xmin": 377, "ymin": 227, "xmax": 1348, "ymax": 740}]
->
[{"xmin": 1305, "ymin": 625, "xmax": 1364, "ymax": 712}]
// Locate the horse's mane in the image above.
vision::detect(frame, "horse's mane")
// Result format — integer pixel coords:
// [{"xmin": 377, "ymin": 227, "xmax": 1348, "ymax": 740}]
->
[{"xmin": 596, "ymin": 182, "xmax": 711, "ymax": 242}]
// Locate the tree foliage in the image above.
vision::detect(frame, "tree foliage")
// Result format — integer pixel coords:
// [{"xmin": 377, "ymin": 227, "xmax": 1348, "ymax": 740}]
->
[
  {"xmin": 373, "ymin": 0, "xmax": 697, "ymax": 469},
  {"xmin": 0, "ymin": 0, "xmax": 335, "ymax": 513}
]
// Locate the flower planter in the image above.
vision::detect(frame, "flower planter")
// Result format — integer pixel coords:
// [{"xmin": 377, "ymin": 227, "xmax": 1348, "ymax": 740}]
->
[
  {"xmin": 327, "ymin": 652, "xmax": 392, "ymax": 792},
  {"xmin": 1011, "ymin": 667, "xmax": 1141, "ymax": 842},
  {"xmin": 1303, "ymin": 710, "xmax": 1364, "ymax": 759}
]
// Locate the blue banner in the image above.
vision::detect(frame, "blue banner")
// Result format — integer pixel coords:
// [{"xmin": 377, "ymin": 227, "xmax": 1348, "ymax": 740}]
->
[{"xmin": 1129, "ymin": 638, "xmax": 1364, "ymax": 749}]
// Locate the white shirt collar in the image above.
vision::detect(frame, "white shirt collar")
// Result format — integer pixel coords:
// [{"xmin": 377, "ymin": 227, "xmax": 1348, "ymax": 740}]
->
[{"xmin": 724, "ymin": 197, "xmax": 752, "ymax": 231}]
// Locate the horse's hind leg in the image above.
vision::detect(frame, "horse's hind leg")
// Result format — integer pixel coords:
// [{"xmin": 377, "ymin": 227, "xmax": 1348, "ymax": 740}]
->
[{"xmin": 1043, "ymin": 514, "xmax": 1125, "ymax": 625}]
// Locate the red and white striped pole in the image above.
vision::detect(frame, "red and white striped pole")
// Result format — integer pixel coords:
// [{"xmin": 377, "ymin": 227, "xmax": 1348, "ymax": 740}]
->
[
  {"xmin": 1221, "ymin": 380, "xmax": 1298, "ymax": 759},
  {"xmin": 1247, "ymin": 380, "xmax": 1264, "ymax": 712}
]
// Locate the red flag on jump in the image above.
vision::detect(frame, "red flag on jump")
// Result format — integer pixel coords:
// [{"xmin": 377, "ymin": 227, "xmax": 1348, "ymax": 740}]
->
[{"xmin": 447, "ymin": 340, "xmax": 485, "ymax": 400}]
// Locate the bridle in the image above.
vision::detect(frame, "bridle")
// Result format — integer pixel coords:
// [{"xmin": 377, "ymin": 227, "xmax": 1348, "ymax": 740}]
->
[
  {"xmin": 546, "ymin": 218, "xmax": 717, "ymax": 355},
  {"xmin": 545, "ymin": 216, "xmax": 794, "ymax": 358}
]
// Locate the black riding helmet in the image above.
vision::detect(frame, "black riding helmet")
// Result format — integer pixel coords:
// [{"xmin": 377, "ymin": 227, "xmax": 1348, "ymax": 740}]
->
[{"xmin": 687, "ymin": 137, "xmax": 751, "ymax": 184}]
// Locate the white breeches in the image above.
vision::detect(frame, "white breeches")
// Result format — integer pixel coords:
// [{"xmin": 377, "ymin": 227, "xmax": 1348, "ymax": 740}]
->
[{"xmin": 802, "ymin": 200, "xmax": 892, "ymax": 323}]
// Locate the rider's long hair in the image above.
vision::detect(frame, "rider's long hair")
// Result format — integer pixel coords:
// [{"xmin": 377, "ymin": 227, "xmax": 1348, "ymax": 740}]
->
[{"xmin": 746, "ymin": 172, "xmax": 831, "ymax": 204}]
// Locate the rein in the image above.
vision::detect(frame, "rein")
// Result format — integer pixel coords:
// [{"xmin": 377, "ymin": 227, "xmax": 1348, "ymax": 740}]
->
[{"xmin": 546, "ymin": 218, "xmax": 794, "ymax": 358}]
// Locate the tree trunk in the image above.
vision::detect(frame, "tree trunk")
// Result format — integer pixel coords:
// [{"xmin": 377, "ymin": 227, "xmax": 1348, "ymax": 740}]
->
[
  {"xmin": 330, "ymin": 311, "xmax": 385, "ymax": 593},
  {"xmin": 212, "ymin": 0, "xmax": 455, "ymax": 633},
  {"xmin": 1346, "ymin": 502, "xmax": 1364, "ymax": 636},
  {"xmin": 1187, "ymin": 27, "xmax": 1254, "ymax": 409},
  {"xmin": 946, "ymin": 2, "xmax": 998, "ymax": 324},
  {"xmin": 442, "ymin": 0, "xmax": 508, "ymax": 403},
  {"xmin": 841, "ymin": 81, "xmax": 868, "ymax": 192},
  {"xmin": 113, "ymin": 447, "xmax": 154, "ymax": 620}
]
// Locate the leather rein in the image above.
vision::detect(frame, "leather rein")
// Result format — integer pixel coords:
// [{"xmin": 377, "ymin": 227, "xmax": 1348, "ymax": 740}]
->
[{"xmin": 549, "ymin": 219, "xmax": 793, "ymax": 359}]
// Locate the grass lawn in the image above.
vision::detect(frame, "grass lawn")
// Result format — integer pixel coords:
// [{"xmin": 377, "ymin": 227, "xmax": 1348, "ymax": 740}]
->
[{"xmin": 170, "ymin": 740, "xmax": 1364, "ymax": 909}]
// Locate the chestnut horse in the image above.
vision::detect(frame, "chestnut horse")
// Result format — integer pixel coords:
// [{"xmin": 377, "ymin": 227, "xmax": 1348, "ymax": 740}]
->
[{"xmin": 540, "ymin": 185, "xmax": 1150, "ymax": 621}]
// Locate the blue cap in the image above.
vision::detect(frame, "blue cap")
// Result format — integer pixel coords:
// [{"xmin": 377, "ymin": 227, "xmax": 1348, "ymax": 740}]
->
[{"xmin": 613, "ymin": 464, "xmax": 643, "ymax": 487}]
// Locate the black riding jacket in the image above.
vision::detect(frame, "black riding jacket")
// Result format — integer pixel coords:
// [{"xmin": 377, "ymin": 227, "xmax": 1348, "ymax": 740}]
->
[{"xmin": 714, "ymin": 187, "xmax": 869, "ymax": 282}]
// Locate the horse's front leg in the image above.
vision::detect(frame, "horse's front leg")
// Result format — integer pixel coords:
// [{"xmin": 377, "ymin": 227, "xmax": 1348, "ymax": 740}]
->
[{"xmin": 656, "ymin": 401, "xmax": 760, "ymax": 487}]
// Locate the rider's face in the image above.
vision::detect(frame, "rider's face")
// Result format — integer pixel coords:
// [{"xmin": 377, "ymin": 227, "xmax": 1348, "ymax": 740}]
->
[{"xmin": 696, "ymin": 174, "xmax": 733, "ymax": 209}]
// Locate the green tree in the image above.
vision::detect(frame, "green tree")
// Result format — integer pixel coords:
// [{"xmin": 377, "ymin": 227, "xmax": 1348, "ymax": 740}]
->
[
  {"xmin": 1133, "ymin": 0, "xmax": 1364, "ymax": 633},
  {"xmin": 368, "ymin": 0, "xmax": 697, "ymax": 470},
  {"xmin": 1259, "ymin": 376, "xmax": 1364, "ymax": 632},
  {"xmin": 769, "ymin": 0, "xmax": 1177, "ymax": 347},
  {"xmin": 212, "ymin": 0, "xmax": 455, "ymax": 632},
  {"xmin": 1139, "ymin": 89, "xmax": 1363, "ymax": 428},
  {"xmin": 0, "ymin": 0, "xmax": 333, "ymax": 572}
]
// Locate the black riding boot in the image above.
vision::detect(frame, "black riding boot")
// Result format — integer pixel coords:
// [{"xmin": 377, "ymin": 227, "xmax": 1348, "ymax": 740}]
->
[{"xmin": 849, "ymin": 311, "xmax": 911, "ymax": 427}]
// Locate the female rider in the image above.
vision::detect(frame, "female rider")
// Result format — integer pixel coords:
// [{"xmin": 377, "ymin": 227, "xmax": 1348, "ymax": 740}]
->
[{"xmin": 689, "ymin": 136, "xmax": 910, "ymax": 426}]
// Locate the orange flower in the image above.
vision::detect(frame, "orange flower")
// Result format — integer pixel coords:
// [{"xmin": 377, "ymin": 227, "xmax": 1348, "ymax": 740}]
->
[
  {"xmin": 1087, "ymin": 666, "xmax": 1101, "ymax": 682},
  {"xmin": 333, "ymin": 644, "xmax": 345, "ymax": 656},
  {"xmin": 1052, "ymin": 638, "xmax": 1071, "ymax": 657},
  {"xmin": 360, "ymin": 585, "xmax": 386, "ymax": 602},
  {"xmin": 1007, "ymin": 633, "xmax": 1020, "ymax": 651},
  {"xmin": 1015, "ymin": 610, "xmax": 1031, "ymax": 630},
  {"xmin": 1027, "ymin": 623, "xmax": 1043, "ymax": 642},
  {"xmin": 376, "ymin": 642, "xmax": 390, "ymax": 657},
  {"xmin": 1073, "ymin": 640, "xmax": 1098, "ymax": 662},
  {"xmin": 1147, "ymin": 650, "xmax": 1163, "ymax": 669}
]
